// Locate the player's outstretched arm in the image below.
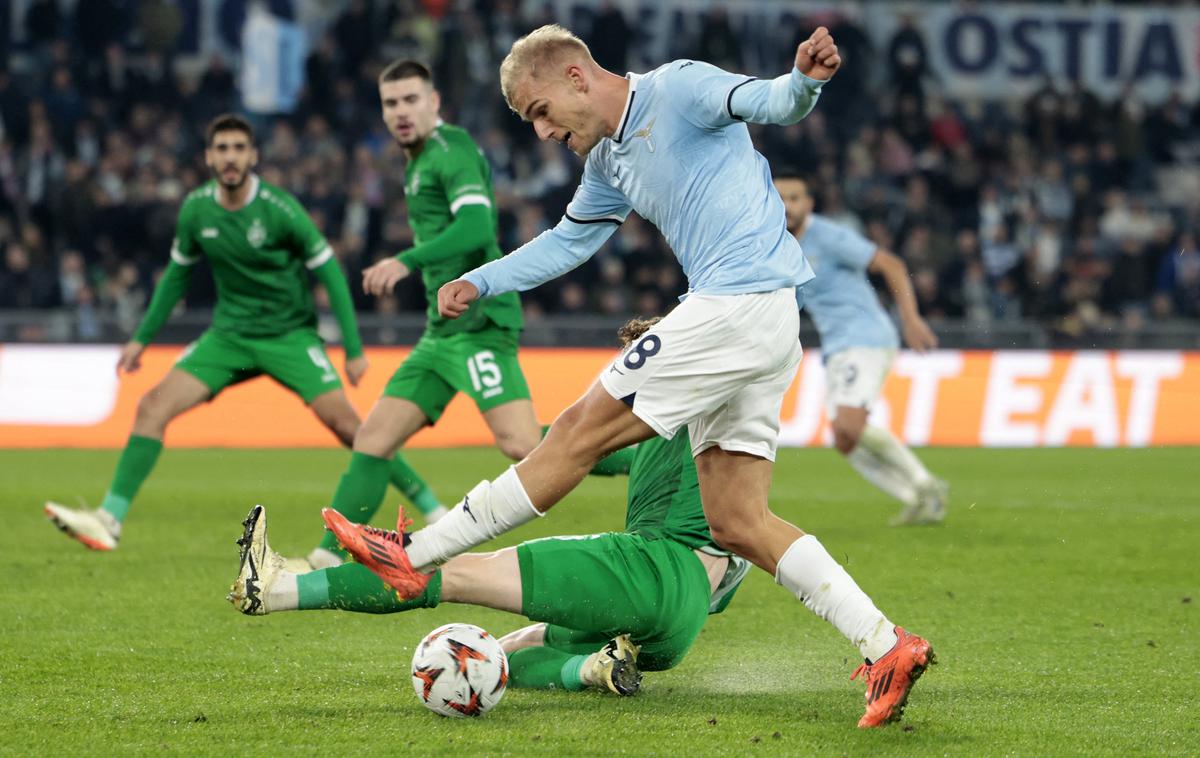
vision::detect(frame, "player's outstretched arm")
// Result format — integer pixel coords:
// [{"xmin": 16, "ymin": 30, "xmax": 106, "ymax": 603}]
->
[
  {"xmin": 868, "ymin": 248, "xmax": 938, "ymax": 352},
  {"xmin": 310, "ymin": 256, "xmax": 367, "ymax": 383},
  {"xmin": 127, "ymin": 260, "xmax": 194, "ymax": 370},
  {"xmin": 437, "ymin": 218, "xmax": 620, "ymax": 318},
  {"xmin": 698, "ymin": 26, "xmax": 841, "ymax": 128}
]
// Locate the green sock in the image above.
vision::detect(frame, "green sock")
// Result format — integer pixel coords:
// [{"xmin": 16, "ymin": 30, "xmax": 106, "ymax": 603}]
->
[
  {"xmin": 318, "ymin": 452, "xmax": 392, "ymax": 555},
  {"xmin": 297, "ymin": 562, "xmax": 442, "ymax": 613},
  {"xmin": 99, "ymin": 434, "xmax": 163, "ymax": 522},
  {"xmin": 388, "ymin": 452, "xmax": 442, "ymax": 516},
  {"xmin": 508, "ymin": 647, "xmax": 587, "ymax": 690},
  {"xmin": 541, "ymin": 425, "xmax": 636, "ymax": 478}
]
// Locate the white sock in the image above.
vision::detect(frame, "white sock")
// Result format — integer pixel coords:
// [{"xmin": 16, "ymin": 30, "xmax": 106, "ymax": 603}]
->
[
  {"xmin": 265, "ymin": 571, "xmax": 299, "ymax": 613},
  {"xmin": 407, "ymin": 466, "xmax": 542, "ymax": 572},
  {"xmin": 775, "ymin": 534, "xmax": 898, "ymax": 662},
  {"xmin": 847, "ymin": 445, "xmax": 918, "ymax": 506},
  {"xmin": 306, "ymin": 547, "xmax": 343, "ymax": 570},
  {"xmin": 858, "ymin": 425, "xmax": 933, "ymax": 489},
  {"xmin": 425, "ymin": 505, "xmax": 449, "ymax": 524}
]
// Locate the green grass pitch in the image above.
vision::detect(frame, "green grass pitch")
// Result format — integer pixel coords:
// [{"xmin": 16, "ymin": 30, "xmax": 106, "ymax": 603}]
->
[{"xmin": 2, "ymin": 447, "xmax": 1196, "ymax": 755}]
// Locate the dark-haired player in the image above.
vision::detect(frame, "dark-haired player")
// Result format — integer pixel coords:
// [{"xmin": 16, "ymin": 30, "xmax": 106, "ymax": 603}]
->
[
  {"xmin": 305, "ymin": 60, "xmax": 634, "ymax": 570},
  {"xmin": 44, "ymin": 114, "xmax": 442, "ymax": 556}
]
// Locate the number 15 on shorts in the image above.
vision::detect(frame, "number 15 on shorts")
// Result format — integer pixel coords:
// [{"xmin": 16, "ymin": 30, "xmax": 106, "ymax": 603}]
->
[{"xmin": 468, "ymin": 350, "xmax": 505, "ymax": 399}]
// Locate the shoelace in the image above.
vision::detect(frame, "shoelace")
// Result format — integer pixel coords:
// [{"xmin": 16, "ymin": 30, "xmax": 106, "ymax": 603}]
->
[
  {"xmin": 362, "ymin": 523, "xmax": 405, "ymax": 546},
  {"xmin": 850, "ymin": 662, "xmax": 871, "ymax": 682}
]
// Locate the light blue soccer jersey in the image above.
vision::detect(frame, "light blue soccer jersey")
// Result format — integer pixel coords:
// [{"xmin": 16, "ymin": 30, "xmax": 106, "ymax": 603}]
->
[
  {"xmin": 462, "ymin": 61, "xmax": 826, "ymax": 300},
  {"xmin": 798, "ymin": 214, "xmax": 898, "ymax": 356}
]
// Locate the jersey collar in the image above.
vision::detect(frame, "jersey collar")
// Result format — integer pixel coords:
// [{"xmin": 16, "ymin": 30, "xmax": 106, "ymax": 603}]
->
[{"xmin": 611, "ymin": 73, "xmax": 642, "ymax": 144}]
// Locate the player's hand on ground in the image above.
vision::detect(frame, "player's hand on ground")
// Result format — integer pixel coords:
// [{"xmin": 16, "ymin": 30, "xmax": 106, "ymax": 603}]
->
[
  {"xmin": 116, "ymin": 341, "xmax": 145, "ymax": 376},
  {"xmin": 345, "ymin": 355, "xmax": 369, "ymax": 387},
  {"xmin": 362, "ymin": 258, "xmax": 410, "ymax": 296},
  {"xmin": 903, "ymin": 317, "xmax": 939, "ymax": 353},
  {"xmin": 795, "ymin": 26, "xmax": 841, "ymax": 80},
  {"xmin": 438, "ymin": 279, "xmax": 479, "ymax": 319}
]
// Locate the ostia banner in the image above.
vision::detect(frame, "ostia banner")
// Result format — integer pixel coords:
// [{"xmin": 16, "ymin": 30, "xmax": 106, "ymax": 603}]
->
[
  {"xmin": 547, "ymin": 0, "xmax": 1200, "ymax": 104},
  {"xmin": 0, "ymin": 345, "xmax": 1196, "ymax": 449}
]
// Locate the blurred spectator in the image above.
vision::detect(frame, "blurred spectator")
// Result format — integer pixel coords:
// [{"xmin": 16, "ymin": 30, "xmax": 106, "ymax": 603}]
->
[
  {"xmin": 138, "ymin": 0, "xmax": 183, "ymax": 58},
  {"xmin": 1152, "ymin": 232, "xmax": 1200, "ymax": 318},
  {"xmin": 0, "ymin": 241, "xmax": 58, "ymax": 307},
  {"xmin": 887, "ymin": 16, "xmax": 929, "ymax": 99},
  {"xmin": 694, "ymin": 8, "xmax": 740, "ymax": 72},
  {"xmin": 586, "ymin": 2, "xmax": 630, "ymax": 73},
  {"xmin": 24, "ymin": 0, "xmax": 62, "ymax": 60},
  {"xmin": 335, "ymin": 0, "xmax": 376, "ymax": 78}
]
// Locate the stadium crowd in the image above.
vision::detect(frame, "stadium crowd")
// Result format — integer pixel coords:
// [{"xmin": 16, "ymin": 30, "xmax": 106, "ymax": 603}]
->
[{"xmin": 0, "ymin": 1, "xmax": 1198, "ymax": 345}]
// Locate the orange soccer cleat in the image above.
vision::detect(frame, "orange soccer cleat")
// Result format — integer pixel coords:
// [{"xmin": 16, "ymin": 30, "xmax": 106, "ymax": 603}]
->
[
  {"xmin": 850, "ymin": 626, "xmax": 936, "ymax": 728},
  {"xmin": 320, "ymin": 507, "xmax": 432, "ymax": 599}
]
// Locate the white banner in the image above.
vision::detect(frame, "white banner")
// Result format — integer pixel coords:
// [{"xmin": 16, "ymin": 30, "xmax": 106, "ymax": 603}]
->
[{"xmin": 915, "ymin": 3, "xmax": 1200, "ymax": 104}]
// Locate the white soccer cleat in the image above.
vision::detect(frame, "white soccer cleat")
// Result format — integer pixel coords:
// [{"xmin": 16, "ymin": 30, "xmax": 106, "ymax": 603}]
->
[
  {"xmin": 917, "ymin": 478, "xmax": 950, "ymax": 524},
  {"xmin": 44, "ymin": 502, "xmax": 120, "ymax": 551},
  {"xmin": 587, "ymin": 634, "xmax": 643, "ymax": 696},
  {"xmin": 227, "ymin": 505, "xmax": 285, "ymax": 615},
  {"xmin": 891, "ymin": 478, "xmax": 949, "ymax": 526}
]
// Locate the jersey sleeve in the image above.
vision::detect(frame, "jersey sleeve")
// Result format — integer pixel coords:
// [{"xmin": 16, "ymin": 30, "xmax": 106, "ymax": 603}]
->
[
  {"xmin": 452, "ymin": 156, "xmax": 627, "ymax": 298},
  {"xmin": 170, "ymin": 201, "xmax": 202, "ymax": 266},
  {"xmin": 667, "ymin": 60, "xmax": 826, "ymax": 129},
  {"xmin": 564, "ymin": 153, "xmax": 632, "ymax": 224},
  {"xmin": 828, "ymin": 222, "xmax": 878, "ymax": 271},
  {"xmin": 282, "ymin": 192, "xmax": 335, "ymax": 269},
  {"xmin": 439, "ymin": 141, "xmax": 493, "ymax": 216}
]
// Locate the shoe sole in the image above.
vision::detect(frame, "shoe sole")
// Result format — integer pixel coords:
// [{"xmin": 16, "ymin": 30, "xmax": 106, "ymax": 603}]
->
[
  {"xmin": 229, "ymin": 505, "xmax": 265, "ymax": 614},
  {"xmin": 606, "ymin": 636, "xmax": 643, "ymax": 696},
  {"xmin": 875, "ymin": 644, "xmax": 937, "ymax": 727},
  {"xmin": 44, "ymin": 505, "xmax": 115, "ymax": 551}
]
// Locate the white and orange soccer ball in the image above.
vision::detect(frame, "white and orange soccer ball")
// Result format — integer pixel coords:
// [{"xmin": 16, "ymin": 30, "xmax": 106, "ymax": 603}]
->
[{"xmin": 411, "ymin": 623, "xmax": 508, "ymax": 717}]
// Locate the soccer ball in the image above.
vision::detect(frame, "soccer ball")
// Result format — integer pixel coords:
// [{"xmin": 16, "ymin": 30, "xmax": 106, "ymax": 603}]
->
[{"xmin": 411, "ymin": 623, "xmax": 508, "ymax": 717}]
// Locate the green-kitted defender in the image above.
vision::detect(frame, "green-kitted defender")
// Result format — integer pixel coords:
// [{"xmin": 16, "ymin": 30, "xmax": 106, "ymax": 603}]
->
[
  {"xmin": 311, "ymin": 59, "xmax": 634, "ymax": 569},
  {"xmin": 44, "ymin": 114, "xmax": 441, "ymax": 556}
]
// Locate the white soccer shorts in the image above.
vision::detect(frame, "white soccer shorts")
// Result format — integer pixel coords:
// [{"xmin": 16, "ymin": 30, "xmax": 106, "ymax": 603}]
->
[
  {"xmin": 599, "ymin": 287, "xmax": 802, "ymax": 461},
  {"xmin": 823, "ymin": 347, "xmax": 897, "ymax": 415}
]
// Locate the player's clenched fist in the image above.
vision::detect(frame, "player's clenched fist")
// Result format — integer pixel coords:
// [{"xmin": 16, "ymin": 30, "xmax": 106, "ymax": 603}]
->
[
  {"xmin": 795, "ymin": 26, "xmax": 841, "ymax": 81},
  {"xmin": 438, "ymin": 279, "xmax": 479, "ymax": 319}
]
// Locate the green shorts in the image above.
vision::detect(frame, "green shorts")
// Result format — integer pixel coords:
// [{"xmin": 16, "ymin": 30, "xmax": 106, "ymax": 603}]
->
[
  {"xmin": 383, "ymin": 328, "xmax": 531, "ymax": 423},
  {"xmin": 175, "ymin": 327, "xmax": 342, "ymax": 404},
  {"xmin": 516, "ymin": 532, "xmax": 711, "ymax": 672}
]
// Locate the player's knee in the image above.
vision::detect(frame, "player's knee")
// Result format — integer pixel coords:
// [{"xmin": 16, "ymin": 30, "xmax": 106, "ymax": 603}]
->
[
  {"xmin": 496, "ymin": 435, "xmax": 537, "ymax": 461},
  {"xmin": 706, "ymin": 518, "xmax": 755, "ymax": 557},
  {"xmin": 134, "ymin": 390, "xmax": 172, "ymax": 428},
  {"xmin": 353, "ymin": 417, "xmax": 399, "ymax": 458},
  {"xmin": 326, "ymin": 415, "xmax": 360, "ymax": 448}
]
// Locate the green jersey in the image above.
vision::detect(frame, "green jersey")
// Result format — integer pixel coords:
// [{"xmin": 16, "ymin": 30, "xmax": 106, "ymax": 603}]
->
[
  {"xmin": 397, "ymin": 123, "xmax": 522, "ymax": 337},
  {"xmin": 171, "ymin": 176, "xmax": 332, "ymax": 338},
  {"xmin": 625, "ymin": 433, "xmax": 716, "ymax": 552}
]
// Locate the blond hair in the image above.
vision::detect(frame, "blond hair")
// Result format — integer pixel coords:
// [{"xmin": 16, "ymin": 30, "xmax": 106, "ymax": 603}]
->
[
  {"xmin": 500, "ymin": 24, "xmax": 596, "ymax": 111},
  {"xmin": 617, "ymin": 317, "xmax": 662, "ymax": 347}
]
